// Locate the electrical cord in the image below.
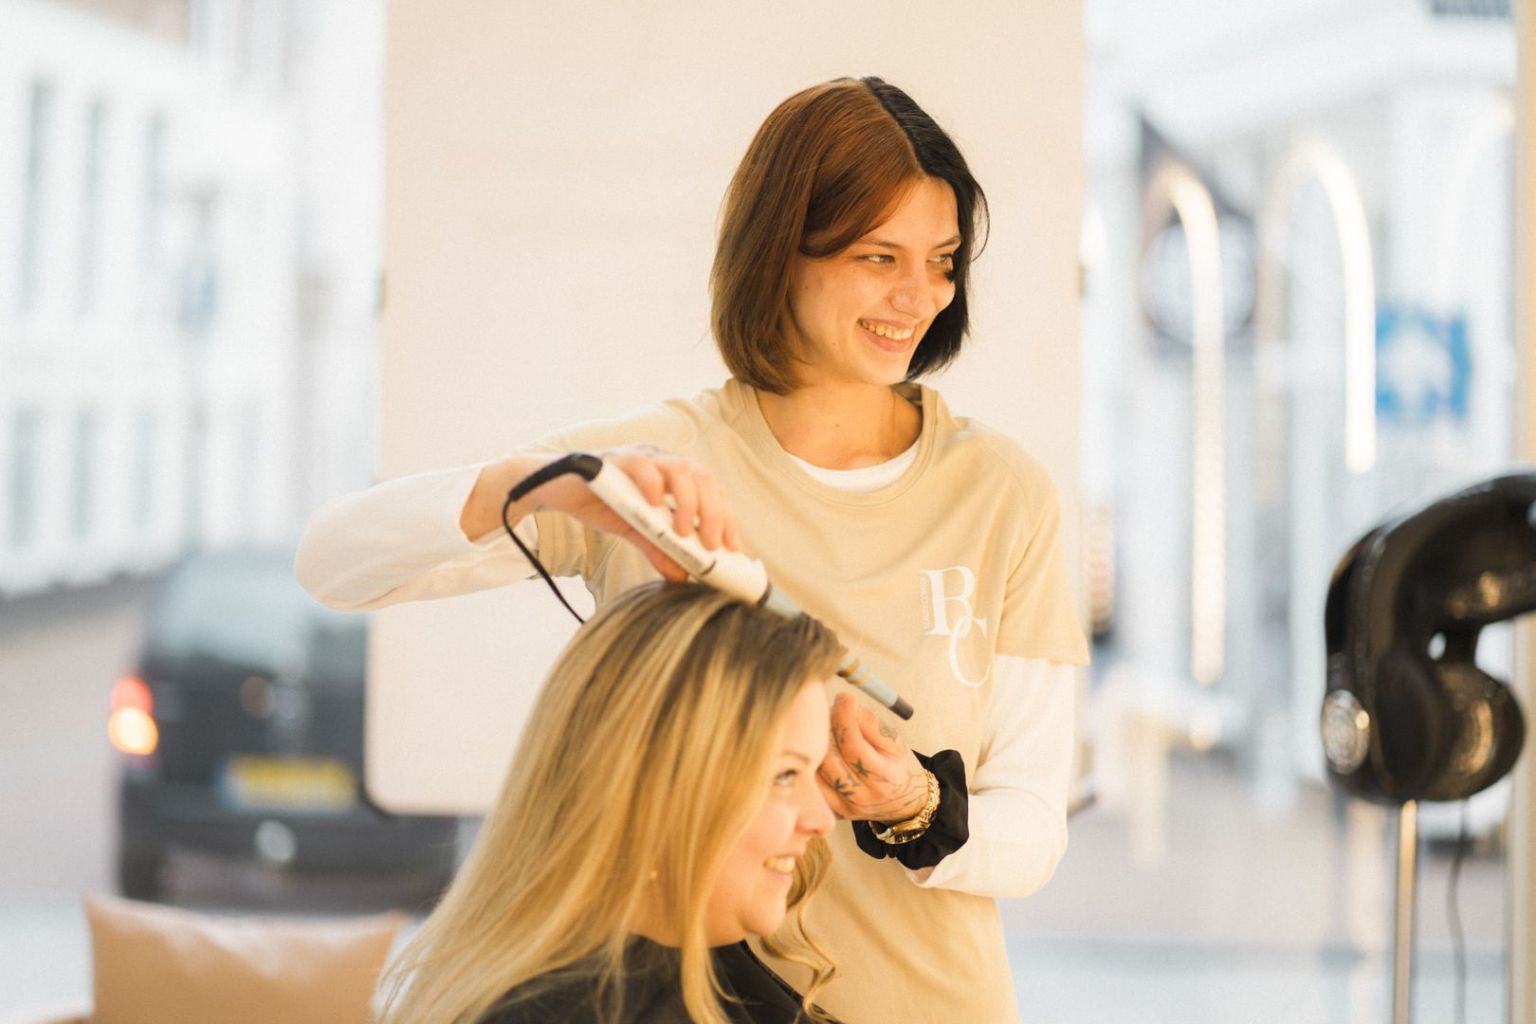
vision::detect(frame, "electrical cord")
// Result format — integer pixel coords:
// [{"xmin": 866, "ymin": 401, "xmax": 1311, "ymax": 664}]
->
[
  {"xmin": 1446, "ymin": 799, "xmax": 1469, "ymax": 1024},
  {"xmin": 500, "ymin": 455, "xmax": 592, "ymax": 625}
]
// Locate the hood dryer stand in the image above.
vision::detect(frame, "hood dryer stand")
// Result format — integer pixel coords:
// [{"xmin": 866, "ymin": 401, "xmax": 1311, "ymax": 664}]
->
[{"xmin": 1391, "ymin": 800, "xmax": 1417, "ymax": 1024}]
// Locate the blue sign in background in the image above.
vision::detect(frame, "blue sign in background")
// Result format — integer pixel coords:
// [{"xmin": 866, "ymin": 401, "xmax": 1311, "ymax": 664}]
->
[{"xmin": 1375, "ymin": 304, "xmax": 1470, "ymax": 425}]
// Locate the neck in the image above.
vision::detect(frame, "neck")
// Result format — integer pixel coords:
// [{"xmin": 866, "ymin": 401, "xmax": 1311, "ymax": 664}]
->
[
  {"xmin": 627, "ymin": 906, "xmax": 740, "ymax": 949},
  {"xmin": 755, "ymin": 381, "xmax": 920, "ymax": 470},
  {"xmin": 627, "ymin": 904, "xmax": 681, "ymax": 948}
]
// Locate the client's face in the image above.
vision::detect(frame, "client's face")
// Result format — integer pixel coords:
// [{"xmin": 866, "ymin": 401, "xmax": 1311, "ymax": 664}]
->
[{"xmin": 704, "ymin": 679, "xmax": 835, "ymax": 945}]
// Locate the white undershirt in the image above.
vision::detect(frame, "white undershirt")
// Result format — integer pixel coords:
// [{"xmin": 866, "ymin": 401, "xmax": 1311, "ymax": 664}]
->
[{"xmin": 785, "ymin": 440, "xmax": 919, "ymax": 493}]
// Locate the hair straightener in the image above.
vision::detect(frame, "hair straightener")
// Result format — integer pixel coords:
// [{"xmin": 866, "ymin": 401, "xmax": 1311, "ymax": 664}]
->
[{"xmin": 504, "ymin": 452, "xmax": 915, "ymax": 720}]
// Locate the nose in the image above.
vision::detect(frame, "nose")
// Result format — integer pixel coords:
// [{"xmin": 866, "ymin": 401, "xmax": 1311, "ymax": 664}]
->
[
  {"xmin": 800, "ymin": 784, "xmax": 836, "ymax": 837},
  {"xmin": 890, "ymin": 263, "xmax": 941, "ymax": 321}
]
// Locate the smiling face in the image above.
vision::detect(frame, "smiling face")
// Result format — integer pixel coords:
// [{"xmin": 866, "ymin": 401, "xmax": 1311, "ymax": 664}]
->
[
  {"xmin": 786, "ymin": 176, "xmax": 961, "ymax": 391},
  {"xmin": 703, "ymin": 679, "xmax": 834, "ymax": 945}
]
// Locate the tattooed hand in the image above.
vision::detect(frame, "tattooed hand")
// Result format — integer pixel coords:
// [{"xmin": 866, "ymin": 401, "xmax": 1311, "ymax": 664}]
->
[{"xmin": 817, "ymin": 692, "xmax": 929, "ymax": 822}]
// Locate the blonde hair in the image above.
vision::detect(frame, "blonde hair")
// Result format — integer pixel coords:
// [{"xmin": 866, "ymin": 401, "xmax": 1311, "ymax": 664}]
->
[{"xmin": 381, "ymin": 582, "xmax": 843, "ymax": 1024}]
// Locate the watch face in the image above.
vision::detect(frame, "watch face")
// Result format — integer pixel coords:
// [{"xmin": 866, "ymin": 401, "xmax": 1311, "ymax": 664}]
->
[{"xmin": 1321, "ymin": 690, "xmax": 1372, "ymax": 774}]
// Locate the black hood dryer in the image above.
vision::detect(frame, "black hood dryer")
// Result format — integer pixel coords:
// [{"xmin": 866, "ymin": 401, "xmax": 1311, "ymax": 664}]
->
[{"xmin": 1322, "ymin": 471, "xmax": 1535, "ymax": 1024}]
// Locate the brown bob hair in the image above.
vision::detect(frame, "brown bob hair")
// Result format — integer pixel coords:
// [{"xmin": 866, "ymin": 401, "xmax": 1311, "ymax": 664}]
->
[{"xmin": 710, "ymin": 77, "xmax": 989, "ymax": 395}]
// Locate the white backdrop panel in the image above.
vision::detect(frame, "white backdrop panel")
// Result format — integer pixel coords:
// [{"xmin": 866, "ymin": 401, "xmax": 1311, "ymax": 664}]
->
[{"xmin": 374, "ymin": 2, "xmax": 1086, "ymax": 813}]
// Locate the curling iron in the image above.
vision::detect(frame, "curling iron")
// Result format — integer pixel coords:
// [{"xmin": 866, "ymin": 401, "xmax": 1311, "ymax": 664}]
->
[{"xmin": 506, "ymin": 452, "xmax": 915, "ymax": 720}]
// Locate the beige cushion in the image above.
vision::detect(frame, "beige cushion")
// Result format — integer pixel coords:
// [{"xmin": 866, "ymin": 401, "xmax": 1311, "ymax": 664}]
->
[{"xmin": 84, "ymin": 895, "xmax": 402, "ymax": 1024}]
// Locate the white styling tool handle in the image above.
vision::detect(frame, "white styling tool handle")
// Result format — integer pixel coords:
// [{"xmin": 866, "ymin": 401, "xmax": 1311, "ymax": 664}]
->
[{"xmin": 584, "ymin": 460, "xmax": 771, "ymax": 605}]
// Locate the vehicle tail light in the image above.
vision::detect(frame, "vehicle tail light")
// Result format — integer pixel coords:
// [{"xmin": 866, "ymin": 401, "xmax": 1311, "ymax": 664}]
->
[
  {"xmin": 112, "ymin": 675, "xmax": 152, "ymax": 713},
  {"xmin": 109, "ymin": 676, "xmax": 158, "ymax": 756}
]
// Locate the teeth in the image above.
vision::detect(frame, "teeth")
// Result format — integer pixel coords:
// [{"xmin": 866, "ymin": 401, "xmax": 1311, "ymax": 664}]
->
[
  {"xmin": 860, "ymin": 320, "xmax": 914, "ymax": 341},
  {"xmin": 764, "ymin": 856, "xmax": 796, "ymax": 874}
]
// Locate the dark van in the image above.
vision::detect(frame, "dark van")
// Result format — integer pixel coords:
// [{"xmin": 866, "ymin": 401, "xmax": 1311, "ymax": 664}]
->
[{"xmin": 112, "ymin": 547, "xmax": 459, "ymax": 902}]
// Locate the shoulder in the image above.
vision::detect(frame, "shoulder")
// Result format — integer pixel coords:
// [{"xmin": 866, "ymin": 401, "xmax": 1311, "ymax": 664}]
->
[
  {"xmin": 714, "ymin": 941, "xmax": 809, "ymax": 1016},
  {"xmin": 530, "ymin": 385, "xmax": 738, "ymax": 456},
  {"xmin": 475, "ymin": 980, "xmax": 596, "ymax": 1024},
  {"xmin": 476, "ymin": 976, "xmax": 686, "ymax": 1024},
  {"xmin": 924, "ymin": 388, "xmax": 1062, "ymax": 515}
]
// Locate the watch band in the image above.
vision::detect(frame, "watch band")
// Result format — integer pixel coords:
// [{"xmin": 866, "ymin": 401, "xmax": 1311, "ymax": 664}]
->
[{"xmin": 871, "ymin": 769, "xmax": 941, "ymax": 845}]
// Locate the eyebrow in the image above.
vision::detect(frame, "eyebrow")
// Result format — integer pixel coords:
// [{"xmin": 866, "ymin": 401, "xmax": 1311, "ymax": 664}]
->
[
  {"xmin": 860, "ymin": 235, "xmax": 963, "ymax": 251},
  {"xmin": 780, "ymin": 751, "xmax": 814, "ymax": 765}
]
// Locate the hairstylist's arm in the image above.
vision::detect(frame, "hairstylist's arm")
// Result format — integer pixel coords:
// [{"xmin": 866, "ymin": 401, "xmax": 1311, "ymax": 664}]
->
[
  {"xmin": 460, "ymin": 446, "xmax": 742, "ymax": 582},
  {"xmin": 297, "ymin": 446, "xmax": 736, "ymax": 610},
  {"xmin": 818, "ymin": 694, "xmax": 971, "ymax": 874}
]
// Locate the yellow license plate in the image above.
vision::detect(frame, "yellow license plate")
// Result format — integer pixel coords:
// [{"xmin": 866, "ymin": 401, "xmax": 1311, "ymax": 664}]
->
[{"xmin": 221, "ymin": 756, "xmax": 357, "ymax": 812}]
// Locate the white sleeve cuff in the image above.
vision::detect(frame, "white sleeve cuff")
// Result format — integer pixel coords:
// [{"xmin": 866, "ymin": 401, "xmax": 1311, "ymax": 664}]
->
[{"xmin": 903, "ymin": 656, "xmax": 1077, "ymax": 899}]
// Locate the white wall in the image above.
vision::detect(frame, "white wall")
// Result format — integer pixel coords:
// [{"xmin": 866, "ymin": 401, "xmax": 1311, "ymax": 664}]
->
[{"xmin": 374, "ymin": 1, "xmax": 1087, "ymax": 812}]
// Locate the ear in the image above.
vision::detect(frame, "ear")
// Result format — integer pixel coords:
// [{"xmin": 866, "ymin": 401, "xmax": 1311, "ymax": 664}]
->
[{"xmin": 1371, "ymin": 648, "xmax": 1452, "ymax": 801}]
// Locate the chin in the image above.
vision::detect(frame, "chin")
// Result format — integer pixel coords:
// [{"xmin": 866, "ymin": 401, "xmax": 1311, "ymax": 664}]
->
[
  {"xmin": 745, "ymin": 907, "xmax": 790, "ymax": 940},
  {"xmin": 873, "ymin": 354, "xmax": 919, "ymax": 386},
  {"xmin": 849, "ymin": 363, "xmax": 913, "ymax": 390}
]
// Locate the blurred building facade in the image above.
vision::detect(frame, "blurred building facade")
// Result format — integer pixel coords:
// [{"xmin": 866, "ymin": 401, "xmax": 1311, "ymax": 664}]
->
[{"xmin": 0, "ymin": 0, "xmax": 381, "ymax": 596}]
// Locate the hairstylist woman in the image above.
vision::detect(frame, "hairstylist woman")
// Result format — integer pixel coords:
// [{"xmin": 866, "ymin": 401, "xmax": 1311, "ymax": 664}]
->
[
  {"xmin": 299, "ymin": 77, "xmax": 1088, "ymax": 1023},
  {"xmin": 382, "ymin": 583, "xmax": 842, "ymax": 1024}
]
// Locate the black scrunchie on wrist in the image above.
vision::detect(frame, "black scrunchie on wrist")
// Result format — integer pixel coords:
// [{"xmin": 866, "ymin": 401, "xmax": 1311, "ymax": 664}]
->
[{"xmin": 852, "ymin": 749, "xmax": 969, "ymax": 870}]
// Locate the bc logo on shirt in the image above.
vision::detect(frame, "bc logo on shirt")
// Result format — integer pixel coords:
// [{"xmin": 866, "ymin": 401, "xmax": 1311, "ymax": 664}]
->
[{"xmin": 919, "ymin": 566, "xmax": 991, "ymax": 688}]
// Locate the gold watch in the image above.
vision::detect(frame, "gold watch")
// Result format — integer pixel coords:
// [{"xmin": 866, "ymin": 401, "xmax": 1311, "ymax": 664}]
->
[{"xmin": 871, "ymin": 769, "xmax": 940, "ymax": 845}]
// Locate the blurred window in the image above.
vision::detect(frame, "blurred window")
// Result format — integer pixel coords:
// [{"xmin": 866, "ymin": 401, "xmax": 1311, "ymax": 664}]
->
[
  {"xmin": 178, "ymin": 192, "xmax": 219, "ymax": 335},
  {"xmin": 142, "ymin": 112, "xmax": 167, "ymax": 269},
  {"xmin": 71, "ymin": 410, "xmax": 99, "ymax": 540},
  {"xmin": 7, "ymin": 409, "xmax": 42, "ymax": 548},
  {"xmin": 80, "ymin": 97, "xmax": 108, "ymax": 314},
  {"xmin": 145, "ymin": 554, "xmax": 354, "ymax": 671},
  {"xmin": 21, "ymin": 79, "xmax": 55, "ymax": 315},
  {"xmin": 275, "ymin": 3, "xmax": 294, "ymax": 89},
  {"xmin": 238, "ymin": 404, "xmax": 260, "ymax": 536},
  {"xmin": 234, "ymin": 0, "xmax": 257, "ymax": 83},
  {"xmin": 188, "ymin": 0, "xmax": 214, "ymax": 55},
  {"xmin": 133, "ymin": 408, "xmax": 157, "ymax": 530},
  {"xmin": 1429, "ymin": 0, "xmax": 1510, "ymax": 14}
]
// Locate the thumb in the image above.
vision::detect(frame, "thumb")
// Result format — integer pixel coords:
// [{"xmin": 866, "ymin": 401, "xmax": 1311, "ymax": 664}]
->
[{"xmin": 853, "ymin": 699, "xmax": 900, "ymax": 754}]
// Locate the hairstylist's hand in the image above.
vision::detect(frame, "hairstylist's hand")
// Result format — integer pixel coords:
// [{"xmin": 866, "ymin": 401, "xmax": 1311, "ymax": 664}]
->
[
  {"xmin": 464, "ymin": 446, "xmax": 741, "ymax": 582},
  {"xmin": 817, "ymin": 693, "xmax": 930, "ymax": 823}
]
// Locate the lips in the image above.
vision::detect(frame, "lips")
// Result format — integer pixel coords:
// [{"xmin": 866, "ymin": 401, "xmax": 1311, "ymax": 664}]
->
[
  {"xmin": 858, "ymin": 318, "xmax": 915, "ymax": 341},
  {"xmin": 763, "ymin": 854, "xmax": 797, "ymax": 878},
  {"xmin": 858, "ymin": 319, "xmax": 917, "ymax": 354}
]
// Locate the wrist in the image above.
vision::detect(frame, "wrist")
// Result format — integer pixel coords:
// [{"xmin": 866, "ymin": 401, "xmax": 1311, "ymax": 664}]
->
[
  {"xmin": 872, "ymin": 769, "xmax": 941, "ymax": 845},
  {"xmin": 884, "ymin": 783, "xmax": 929, "ymax": 823},
  {"xmin": 852, "ymin": 750, "xmax": 969, "ymax": 868},
  {"xmin": 461, "ymin": 454, "xmax": 550, "ymax": 541}
]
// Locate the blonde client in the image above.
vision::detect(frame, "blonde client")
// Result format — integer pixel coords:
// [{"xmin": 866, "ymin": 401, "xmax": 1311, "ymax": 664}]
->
[{"xmin": 381, "ymin": 582, "xmax": 843, "ymax": 1024}]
